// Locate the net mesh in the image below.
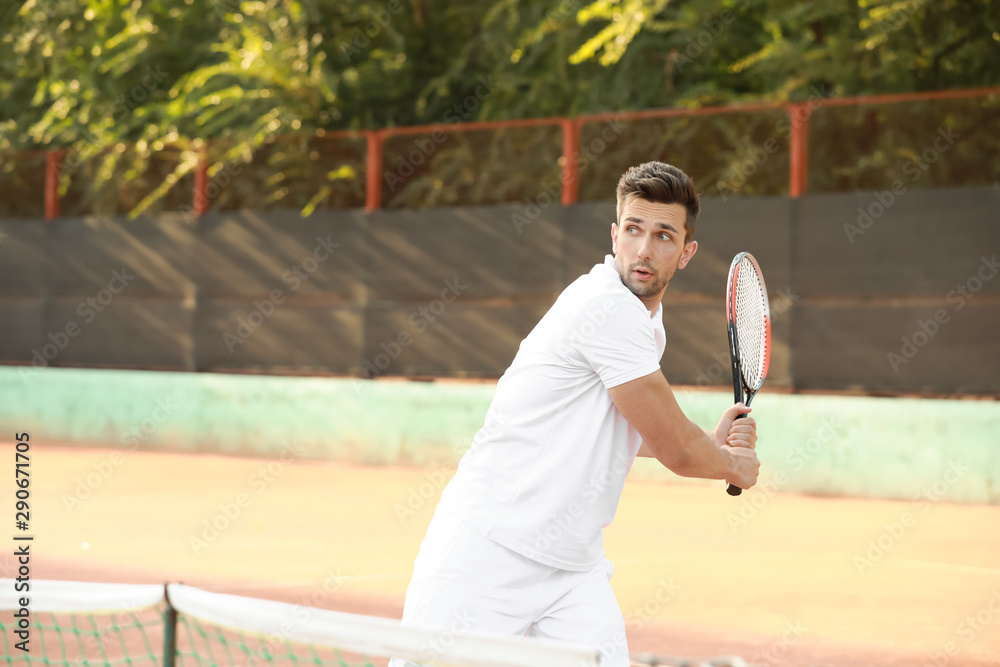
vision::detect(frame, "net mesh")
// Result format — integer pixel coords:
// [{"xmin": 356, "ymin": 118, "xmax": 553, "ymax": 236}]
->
[
  {"xmin": 175, "ymin": 613, "xmax": 373, "ymax": 667},
  {"xmin": 577, "ymin": 110, "xmax": 790, "ymax": 201},
  {"xmin": 202, "ymin": 134, "xmax": 367, "ymax": 212},
  {"xmin": 0, "ymin": 580, "xmax": 601, "ymax": 667},
  {"xmin": 2, "ymin": 91, "xmax": 996, "ymax": 216},
  {"xmin": 807, "ymin": 94, "xmax": 1000, "ymax": 193},
  {"xmin": 1, "ymin": 604, "xmax": 166, "ymax": 666},
  {"xmin": 0, "ymin": 150, "xmax": 46, "ymax": 218},
  {"xmin": 733, "ymin": 256, "xmax": 769, "ymax": 390},
  {"xmin": 381, "ymin": 124, "xmax": 563, "ymax": 209},
  {"xmin": 58, "ymin": 145, "xmax": 196, "ymax": 217}
]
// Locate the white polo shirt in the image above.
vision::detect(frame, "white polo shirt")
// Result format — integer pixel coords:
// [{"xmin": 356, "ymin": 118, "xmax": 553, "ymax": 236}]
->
[{"xmin": 439, "ymin": 254, "xmax": 667, "ymax": 571}]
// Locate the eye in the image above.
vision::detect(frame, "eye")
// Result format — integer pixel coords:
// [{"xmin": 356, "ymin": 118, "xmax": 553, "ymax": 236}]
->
[{"xmin": 659, "ymin": 233, "xmax": 671, "ymax": 241}]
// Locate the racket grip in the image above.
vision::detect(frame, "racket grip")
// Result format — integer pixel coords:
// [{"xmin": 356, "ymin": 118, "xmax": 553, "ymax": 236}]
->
[{"xmin": 726, "ymin": 411, "xmax": 746, "ymax": 496}]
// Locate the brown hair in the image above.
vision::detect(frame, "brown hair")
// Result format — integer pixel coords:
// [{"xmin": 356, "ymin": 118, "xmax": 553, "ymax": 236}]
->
[{"xmin": 615, "ymin": 161, "xmax": 700, "ymax": 242}]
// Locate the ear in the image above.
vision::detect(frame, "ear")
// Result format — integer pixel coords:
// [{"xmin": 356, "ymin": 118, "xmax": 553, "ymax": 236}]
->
[
  {"xmin": 610, "ymin": 222, "xmax": 619, "ymax": 255},
  {"xmin": 677, "ymin": 240, "xmax": 698, "ymax": 269}
]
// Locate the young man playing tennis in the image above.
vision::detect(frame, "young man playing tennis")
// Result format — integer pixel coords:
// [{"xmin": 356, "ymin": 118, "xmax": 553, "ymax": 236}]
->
[{"xmin": 390, "ymin": 161, "xmax": 760, "ymax": 666}]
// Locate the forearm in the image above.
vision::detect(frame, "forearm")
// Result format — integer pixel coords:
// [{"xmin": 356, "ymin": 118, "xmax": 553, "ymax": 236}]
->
[
  {"xmin": 648, "ymin": 423, "xmax": 733, "ymax": 480},
  {"xmin": 637, "ymin": 429, "xmax": 714, "ymax": 459},
  {"xmin": 609, "ymin": 371, "xmax": 745, "ymax": 482}
]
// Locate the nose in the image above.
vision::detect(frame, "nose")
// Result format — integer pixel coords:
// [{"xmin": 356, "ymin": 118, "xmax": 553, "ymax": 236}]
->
[{"xmin": 637, "ymin": 233, "xmax": 654, "ymax": 260}]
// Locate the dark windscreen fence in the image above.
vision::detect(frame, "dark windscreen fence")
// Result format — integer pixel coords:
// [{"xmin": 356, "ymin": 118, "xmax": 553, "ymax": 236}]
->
[
  {"xmin": 1, "ymin": 188, "xmax": 998, "ymax": 395},
  {"xmin": 792, "ymin": 188, "xmax": 1000, "ymax": 395}
]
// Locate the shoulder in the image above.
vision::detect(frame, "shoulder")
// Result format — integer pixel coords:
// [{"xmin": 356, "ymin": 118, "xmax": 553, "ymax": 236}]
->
[
  {"xmin": 556, "ymin": 279, "xmax": 640, "ymax": 325},
  {"xmin": 556, "ymin": 285, "xmax": 652, "ymax": 355},
  {"xmin": 563, "ymin": 262, "xmax": 647, "ymax": 316}
]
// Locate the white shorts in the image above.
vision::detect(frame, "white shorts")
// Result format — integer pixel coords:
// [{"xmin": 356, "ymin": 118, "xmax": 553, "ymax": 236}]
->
[{"xmin": 388, "ymin": 506, "xmax": 628, "ymax": 667}]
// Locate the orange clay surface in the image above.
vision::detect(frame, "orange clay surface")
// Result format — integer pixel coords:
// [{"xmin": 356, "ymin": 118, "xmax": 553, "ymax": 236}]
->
[{"xmin": 8, "ymin": 443, "xmax": 1000, "ymax": 666}]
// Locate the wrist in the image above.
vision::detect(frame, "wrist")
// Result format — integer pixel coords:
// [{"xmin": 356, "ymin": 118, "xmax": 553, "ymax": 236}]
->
[{"xmin": 719, "ymin": 444, "xmax": 738, "ymax": 479}]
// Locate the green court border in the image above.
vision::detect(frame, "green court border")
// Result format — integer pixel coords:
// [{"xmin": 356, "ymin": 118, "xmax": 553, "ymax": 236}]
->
[{"xmin": 4, "ymin": 367, "xmax": 997, "ymax": 504}]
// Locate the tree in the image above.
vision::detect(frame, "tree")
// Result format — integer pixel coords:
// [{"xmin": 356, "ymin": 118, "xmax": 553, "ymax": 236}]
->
[{"xmin": 1, "ymin": 0, "xmax": 997, "ymax": 217}]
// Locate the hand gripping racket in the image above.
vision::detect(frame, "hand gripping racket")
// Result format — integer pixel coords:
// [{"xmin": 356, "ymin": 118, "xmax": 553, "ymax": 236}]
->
[{"xmin": 725, "ymin": 252, "xmax": 771, "ymax": 496}]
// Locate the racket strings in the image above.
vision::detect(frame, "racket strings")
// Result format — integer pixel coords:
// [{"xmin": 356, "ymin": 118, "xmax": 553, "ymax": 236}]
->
[{"xmin": 734, "ymin": 257, "xmax": 768, "ymax": 390}]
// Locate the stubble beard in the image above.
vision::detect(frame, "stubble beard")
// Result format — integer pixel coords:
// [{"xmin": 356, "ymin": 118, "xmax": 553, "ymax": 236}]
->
[{"xmin": 616, "ymin": 257, "xmax": 673, "ymax": 298}]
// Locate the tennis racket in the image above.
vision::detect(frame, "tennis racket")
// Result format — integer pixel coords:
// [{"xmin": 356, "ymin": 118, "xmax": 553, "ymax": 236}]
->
[{"xmin": 725, "ymin": 252, "xmax": 771, "ymax": 496}]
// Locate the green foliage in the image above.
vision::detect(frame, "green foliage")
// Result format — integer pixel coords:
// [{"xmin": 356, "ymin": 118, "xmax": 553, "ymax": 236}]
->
[
  {"xmin": 0, "ymin": 0, "xmax": 997, "ymax": 216},
  {"xmin": 454, "ymin": 0, "xmax": 1000, "ymax": 114}
]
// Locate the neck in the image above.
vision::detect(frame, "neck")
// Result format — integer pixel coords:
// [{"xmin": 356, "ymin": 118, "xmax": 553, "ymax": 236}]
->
[{"xmin": 639, "ymin": 290, "xmax": 665, "ymax": 316}]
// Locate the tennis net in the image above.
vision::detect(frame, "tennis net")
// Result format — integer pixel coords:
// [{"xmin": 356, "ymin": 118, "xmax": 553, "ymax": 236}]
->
[{"xmin": 0, "ymin": 579, "xmax": 601, "ymax": 667}]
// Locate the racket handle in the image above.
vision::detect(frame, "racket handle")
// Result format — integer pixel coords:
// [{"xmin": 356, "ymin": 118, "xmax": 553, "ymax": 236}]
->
[{"xmin": 726, "ymin": 411, "xmax": 747, "ymax": 496}]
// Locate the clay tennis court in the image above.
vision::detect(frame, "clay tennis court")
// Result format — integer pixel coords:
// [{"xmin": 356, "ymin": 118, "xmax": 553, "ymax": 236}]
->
[{"xmin": 13, "ymin": 442, "xmax": 1000, "ymax": 667}]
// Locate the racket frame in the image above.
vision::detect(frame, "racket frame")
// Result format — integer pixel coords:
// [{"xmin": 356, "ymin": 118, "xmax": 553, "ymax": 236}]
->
[{"xmin": 725, "ymin": 251, "xmax": 771, "ymax": 496}]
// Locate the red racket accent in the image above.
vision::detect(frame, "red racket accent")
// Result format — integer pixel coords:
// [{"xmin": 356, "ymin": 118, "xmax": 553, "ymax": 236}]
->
[
  {"xmin": 761, "ymin": 313, "xmax": 771, "ymax": 380},
  {"xmin": 727, "ymin": 261, "xmax": 740, "ymax": 323}
]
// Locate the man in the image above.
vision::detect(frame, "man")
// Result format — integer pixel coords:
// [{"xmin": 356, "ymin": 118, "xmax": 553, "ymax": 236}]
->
[{"xmin": 390, "ymin": 162, "xmax": 760, "ymax": 666}]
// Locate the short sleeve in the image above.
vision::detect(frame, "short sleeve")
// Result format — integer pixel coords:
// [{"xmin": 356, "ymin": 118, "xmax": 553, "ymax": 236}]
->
[{"xmin": 568, "ymin": 293, "xmax": 661, "ymax": 389}]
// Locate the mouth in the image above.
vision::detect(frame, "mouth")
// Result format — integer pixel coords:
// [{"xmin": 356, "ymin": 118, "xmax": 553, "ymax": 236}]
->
[{"xmin": 632, "ymin": 266, "xmax": 654, "ymax": 282}]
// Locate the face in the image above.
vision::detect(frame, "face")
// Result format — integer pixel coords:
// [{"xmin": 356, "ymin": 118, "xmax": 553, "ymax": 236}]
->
[{"xmin": 611, "ymin": 198, "xmax": 698, "ymax": 311}]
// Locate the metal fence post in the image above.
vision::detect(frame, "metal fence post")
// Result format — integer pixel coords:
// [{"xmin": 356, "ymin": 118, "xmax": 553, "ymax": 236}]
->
[
  {"xmin": 193, "ymin": 146, "xmax": 209, "ymax": 217},
  {"xmin": 365, "ymin": 130, "xmax": 383, "ymax": 211},
  {"xmin": 45, "ymin": 150, "xmax": 65, "ymax": 220},
  {"xmin": 561, "ymin": 118, "xmax": 579, "ymax": 206},
  {"xmin": 788, "ymin": 103, "xmax": 811, "ymax": 198}
]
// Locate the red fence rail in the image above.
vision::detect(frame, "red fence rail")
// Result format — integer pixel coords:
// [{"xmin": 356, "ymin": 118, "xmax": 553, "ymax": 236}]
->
[{"xmin": 5, "ymin": 86, "xmax": 998, "ymax": 220}]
